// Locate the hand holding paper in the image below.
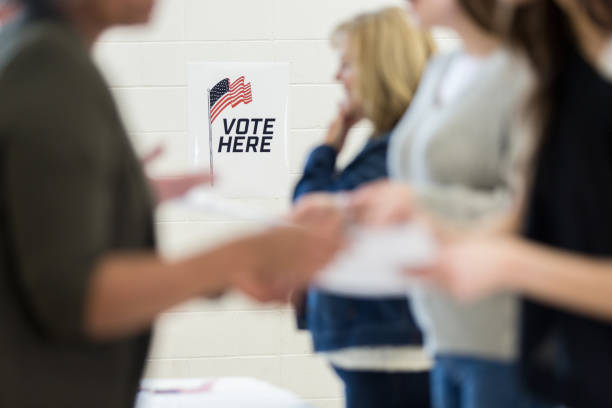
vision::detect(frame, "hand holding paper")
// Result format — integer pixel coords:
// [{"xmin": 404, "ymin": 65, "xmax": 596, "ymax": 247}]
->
[
  {"xmin": 181, "ymin": 188, "xmax": 346, "ymax": 302},
  {"xmin": 313, "ymin": 222, "xmax": 438, "ymax": 297},
  {"xmin": 180, "ymin": 187, "xmax": 438, "ymax": 298}
]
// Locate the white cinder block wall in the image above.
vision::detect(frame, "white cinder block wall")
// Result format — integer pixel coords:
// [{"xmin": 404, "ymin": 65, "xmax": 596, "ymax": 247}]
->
[{"xmin": 94, "ymin": 1, "xmax": 460, "ymax": 407}]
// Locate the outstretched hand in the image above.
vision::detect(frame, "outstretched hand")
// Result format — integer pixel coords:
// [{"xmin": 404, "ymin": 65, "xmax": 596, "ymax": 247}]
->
[
  {"xmin": 231, "ymin": 203, "xmax": 346, "ymax": 303},
  {"xmin": 142, "ymin": 146, "xmax": 213, "ymax": 204}
]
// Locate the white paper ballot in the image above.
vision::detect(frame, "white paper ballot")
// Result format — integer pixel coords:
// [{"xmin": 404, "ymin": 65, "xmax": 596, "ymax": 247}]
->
[{"xmin": 314, "ymin": 223, "xmax": 438, "ymax": 298}]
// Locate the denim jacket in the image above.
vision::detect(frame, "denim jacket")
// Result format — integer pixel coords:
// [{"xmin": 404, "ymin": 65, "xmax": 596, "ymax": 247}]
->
[{"xmin": 292, "ymin": 133, "xmax": 423, "ymax": 351}]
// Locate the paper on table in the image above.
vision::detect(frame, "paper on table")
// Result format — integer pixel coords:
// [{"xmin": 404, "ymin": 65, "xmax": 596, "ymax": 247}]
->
[
  {"xmin": 313, "ymin": 223, "xmax": 438, "ymax": 298},
  {"xmin": 135, "ymin": 378, "xmax": 311, "ymax": 408}
]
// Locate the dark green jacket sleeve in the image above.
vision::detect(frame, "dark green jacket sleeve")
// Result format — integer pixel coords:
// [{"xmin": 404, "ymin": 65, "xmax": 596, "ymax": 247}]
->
[{"xmin": 1, "ymin": 25, "xmax": 117, "ymax": 343}]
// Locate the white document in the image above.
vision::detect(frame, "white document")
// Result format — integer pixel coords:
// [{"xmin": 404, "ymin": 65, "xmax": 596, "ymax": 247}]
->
[
  {"xmin": 178, "ymin": 190, "xmax": 438, "ymax": 298},
  {"xmin": 135, "ymin": 378, "xmax": 310, "ymax": 408},
  {"xmin": 313, "ymin": 223, "xmax": 438, "ymax": 298}
]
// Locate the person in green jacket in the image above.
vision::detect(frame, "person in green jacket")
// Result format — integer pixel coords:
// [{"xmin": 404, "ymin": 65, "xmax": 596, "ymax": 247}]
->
[{"xmin": 0, "ymin": 0, "xmax": 343, "ymax": 407}]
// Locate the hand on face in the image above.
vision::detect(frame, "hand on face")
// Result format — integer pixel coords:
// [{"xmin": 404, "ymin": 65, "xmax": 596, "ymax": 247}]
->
[
  {"xmin": 231, "ymin": 201, "xmax": 346, "ymax": 303},
  {"xmin": 328, "ymin": 38, "xmax": 365, "ymax": 152},
  {"xmin": 324, "ymin": 100, "xmax": 364, "ymax": 151},
  {"xmin": 347, "ymin": 181, "xmax": 415, "ymax": 226},
  {"xmin": 407, "ymin": 234, "xmax": 515, "ymax": 301}
]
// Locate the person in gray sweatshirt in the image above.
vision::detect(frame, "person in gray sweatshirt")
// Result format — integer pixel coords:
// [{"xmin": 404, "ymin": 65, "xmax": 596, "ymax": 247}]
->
[{"xmin": 344, "ymin": 0, "xmax": 552, "ymax": 407}]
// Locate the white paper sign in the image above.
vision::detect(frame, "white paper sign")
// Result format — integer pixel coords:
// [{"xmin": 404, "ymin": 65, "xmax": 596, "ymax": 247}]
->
[{"xmin": 189, "ymin": 63, "xmax": 289, "ymax": 198}]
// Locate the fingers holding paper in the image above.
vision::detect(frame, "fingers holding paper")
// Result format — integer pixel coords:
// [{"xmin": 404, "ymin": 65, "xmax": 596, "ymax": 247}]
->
[
  {"xmin": 286, "ymin": 182, "xmax": 504, "ymax": 302},
  {"xmin": 287, "ymin": 181, "xmax": 515, "ymax": 303}
]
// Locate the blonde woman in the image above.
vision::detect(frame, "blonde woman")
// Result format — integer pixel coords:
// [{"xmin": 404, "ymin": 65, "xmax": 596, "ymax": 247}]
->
[{"xmin": 293, "ymin": 8, "xmax": 435, "ymax": 408}]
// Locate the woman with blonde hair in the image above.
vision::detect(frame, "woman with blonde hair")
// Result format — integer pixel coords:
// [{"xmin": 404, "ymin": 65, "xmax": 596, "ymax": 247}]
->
[
  {"xmin": 329, "ymin": 0, "xmax": 546, "ymax": 406},
  {"xmin": 293, "ymin": 7, "xmax": 435, "ymax": 408}
]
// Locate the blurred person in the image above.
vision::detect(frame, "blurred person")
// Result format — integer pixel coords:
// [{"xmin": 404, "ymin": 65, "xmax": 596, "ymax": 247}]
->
[
  {"xmin": 0, "ymin": 0, "xmax": 343, "ymax": 407},
  {"xmin": 318, "ymin": 0, "xmax": 545, "ymax": 406},
  {"xmin": 348, "ymin": 0, "xmax": 612, "ymax": 407},
  {"xmin": 380, "ymin": 0, "xmax": 612, "ymax": 407},
  {"xmin": 292, "ymin": 7, "xmax": 435, "ymax": 408}
]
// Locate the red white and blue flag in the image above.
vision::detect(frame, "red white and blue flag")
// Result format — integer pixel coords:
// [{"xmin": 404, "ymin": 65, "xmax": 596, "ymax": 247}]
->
[{"xmin": 209, "ymin": 76, "xmax": 253, "ymax": 123}]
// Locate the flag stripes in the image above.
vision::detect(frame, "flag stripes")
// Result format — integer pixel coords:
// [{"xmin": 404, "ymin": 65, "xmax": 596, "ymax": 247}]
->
[{"xmin": 210, "ymin": 76, "xmax": 253, "ymax": 123}]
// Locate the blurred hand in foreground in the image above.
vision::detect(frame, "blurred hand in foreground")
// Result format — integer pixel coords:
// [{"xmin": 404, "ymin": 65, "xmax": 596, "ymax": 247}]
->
[
  {"xmin": 229, "ymin": 196, "xmax": 347, "ymax": 303},
  {"xmin": 348, "ymin": 181, "xmax": 415, "ymax": 226},
  {"xmin": 142, "ymin": 145, "xmax": 212, "ymax": 204}
]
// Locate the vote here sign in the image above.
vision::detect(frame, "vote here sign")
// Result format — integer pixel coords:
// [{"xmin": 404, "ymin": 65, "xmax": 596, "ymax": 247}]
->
[{"xmin": 189, "ymin": 62, "xmax": 289, "ymax": 198}]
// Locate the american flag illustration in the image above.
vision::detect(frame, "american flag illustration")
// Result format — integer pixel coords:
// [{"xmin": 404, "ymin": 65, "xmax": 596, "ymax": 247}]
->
[{"xmin": 209, "ymin": 76, "xmax": 253, "ymax": 123}]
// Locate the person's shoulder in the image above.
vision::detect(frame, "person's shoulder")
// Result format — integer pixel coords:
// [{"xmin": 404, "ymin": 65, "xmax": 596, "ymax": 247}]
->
[
  {"xmin": 0, "ymin": 20, "xmax": 94, "ymax": 87},
  {"xmin": 18, "ymin": 21, "xmax": 87, "ymax": 65},
  {"xmin": 0, "ymin": 20, "xmax": 111, "ymax": 144},
  {"xmin": 414, "ymin": 50, "xmax": 461, "ymax": 94},
  {"xmin": 391, "ymin": 51, "xmax": 460, "ymax": 131},
  {"xmin": 492, "ymin": 48, "xmax": 535, "ymax": 106},
  {"xmin": 1, "ymin": 20, "xmax": 105, "ymax": 102},
  {"xmin": 351, "ymin": 133, "xmax": 390, "ymax": 166},
  {"xmin": 425, "ymin": 50, "xmax": 461, "ymax": 73},
  {"xmin": 491, "ymin": 48, "xmax": 534, "ymax": 85},
  {"xmin": 360, "ymin": 132, "xmax": 391, "ymax": 154},
  {"xmin": 430, "ymin": 49, "xmax": 461, "ymax": 65}
]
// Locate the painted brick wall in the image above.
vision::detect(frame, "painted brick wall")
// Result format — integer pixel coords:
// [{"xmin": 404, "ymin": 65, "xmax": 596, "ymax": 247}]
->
[{"xmin": 94, "ymin": 1, "xmax": 460, "ymax": 407}]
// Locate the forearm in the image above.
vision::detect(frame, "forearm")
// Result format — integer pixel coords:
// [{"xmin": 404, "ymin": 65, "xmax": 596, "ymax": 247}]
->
[
  {"xmin": 85, "ymin": 241, "xmax": 250, "ymax": 341},
  {"xmin": 509, "ymin": 240, "xmax": 612, "ymax": 321},
  {"xmin": 476, "ymin": 208, "xmax": 521, "ymax": 235}
]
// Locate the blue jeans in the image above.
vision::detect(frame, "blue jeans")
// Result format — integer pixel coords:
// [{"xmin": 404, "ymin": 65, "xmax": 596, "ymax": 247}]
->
[
  {"xmin": 333, "ymin": 366, "xmax": 431, "ymax": 408},
  {"xmin": 432, "ymin": 355, "xmax": 552, "ymax": 408}
]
